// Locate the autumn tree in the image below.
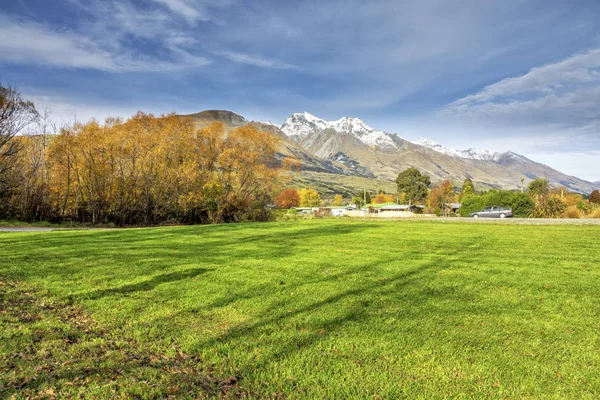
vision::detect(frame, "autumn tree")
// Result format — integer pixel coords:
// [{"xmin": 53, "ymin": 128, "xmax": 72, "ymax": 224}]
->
[
  {"xmin": 0, "ymin": 84, "xmax": 38, "ymax": 192},
  {"xmin": 299, "ymin": 188, "xmax": 321, "ymax": 207},
  {"xmin": 44, "ymin": 114, "xmax": 285, "ymax": 225},
  {"xmin": 275, "ymin": 188, "xmax": 300, "ymax": 208},
  {"xmin": 373, "ymin": 193, "xmax": 394, "ymax": 204},
  {"xmin": 461, "ymin": 177, "xmax": 474, "ymax": 197},
  {"xmin": 333, "ymin": 194, "xmax": 343, "ymax": 206},
  {"xmin": 429, "ymin": 180, "xmax": 454, "ymax": 216},
  {"xmin": 590, "ymin": 189, "xmax": 600, "ymax": 205},
  {"xmin": 395, "ymin": 168, "xmax": 430, "ymax": 205}
]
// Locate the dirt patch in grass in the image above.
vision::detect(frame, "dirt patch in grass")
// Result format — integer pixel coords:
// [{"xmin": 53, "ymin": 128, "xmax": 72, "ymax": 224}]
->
[{"xmin": 0, "ymin": 279, "xmax": 243, "ymax": 399}]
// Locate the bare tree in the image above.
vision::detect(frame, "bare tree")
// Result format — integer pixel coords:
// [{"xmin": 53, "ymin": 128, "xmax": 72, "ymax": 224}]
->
[{"xmin": 0, "ymin": 84, "xmax": 38, "ymax": 189}]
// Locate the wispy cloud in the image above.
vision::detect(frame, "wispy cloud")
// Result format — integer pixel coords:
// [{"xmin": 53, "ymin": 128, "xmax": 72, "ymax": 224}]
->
[
  {"xmin": 152, "ymin": 0, "xmax": 204, "ymax": 24},
  {"xmin": 216, "ymin": 51, "xmax": 297, "ymax": 70},
  {"xmin": 439, "ymin": 48, "xmax": 600, "ymax": 131},
  {"xmin": 151, "ymin": 0, "xmax": 238, "ymax": 24},
  {"xmin": 0, "ymin": 8, "xmax": 210, "ymax": 72},
  {"xmin": 433, "ymin": 47, "xmax": 600, "ymax": 181}
]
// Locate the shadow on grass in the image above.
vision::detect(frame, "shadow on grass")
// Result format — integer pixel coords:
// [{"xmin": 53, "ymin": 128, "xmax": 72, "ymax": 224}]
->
[
  {"xmin": 0, "ymin": 222, "xmax": 382, "ymax": 284},
  {"xmin": 1, "ymin": 221, "xmax": 502, "ymax": 396},
  {"xmin": 81, "ymin": 267, "xmax": 212, "ymax": 300}
]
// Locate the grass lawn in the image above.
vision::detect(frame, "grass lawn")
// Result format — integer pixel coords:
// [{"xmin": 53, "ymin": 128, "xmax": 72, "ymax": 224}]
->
[{"xmin": 1, "ymin": 219, "xmax": 599, "ymax": 398}]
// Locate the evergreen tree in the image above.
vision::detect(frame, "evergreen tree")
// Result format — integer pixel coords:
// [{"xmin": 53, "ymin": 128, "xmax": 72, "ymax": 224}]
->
[
  {"xmin": 395, "ymin": 168, "xmax": 431, "ymax": 204},
  {"xmin": 352, "ymin": 190, "xmax": 372, "ymax": 207},
  {"xmin": 461, "ymin": 178, "xmax": 475, "ymax": 197}
]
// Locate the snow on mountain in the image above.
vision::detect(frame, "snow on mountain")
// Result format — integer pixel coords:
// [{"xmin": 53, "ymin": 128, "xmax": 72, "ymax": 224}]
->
[
  {"xmin": 281, "ymin": 112, "xmax": 396, "ymax": 148},
  {"xmin": 413, "ymin": 137, "xmax": 496, "ymax": 161},
  {"xmin": 280, "ymin": 112, "xmax": 330, "ymax": 140},
  {"xmin": 262, "ymin": 120, "xmax": 279, "ymax": 127}
]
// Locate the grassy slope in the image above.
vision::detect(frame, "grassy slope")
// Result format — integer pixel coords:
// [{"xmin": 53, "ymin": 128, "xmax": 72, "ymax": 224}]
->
[
  {"xmin": 293, "ymin": 171, "xmax": 397, "ymax": 197},
  {"xmin": 1, "ymin": 220, "xmax": 599, "ymax": 398}
]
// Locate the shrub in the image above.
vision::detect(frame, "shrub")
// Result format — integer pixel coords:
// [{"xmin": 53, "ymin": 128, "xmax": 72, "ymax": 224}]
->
[
  {"xmin": 459, "ymin": 191, "xmax": 533, "ymax": 218},
  {"xmin": 563, "ymin": 206, "xmax": 582, "ymax": 219},
  {"xmin": 507, "ymin": 192, "xmax": 534, "ymax": 218},
  {"xmin": 459, "ymin": 195, "xmax": 485, "ymax": 217},
  {"xmin": 577, "ymin": 200, "xmax": 592, "ymax": 215},
  {"xmin": 529, "ymin": 198, "xmax": 567, "ymax": 218},
  {"xmin": 589, "ymin": 208, "xmax": 600, "ymax": 219}
]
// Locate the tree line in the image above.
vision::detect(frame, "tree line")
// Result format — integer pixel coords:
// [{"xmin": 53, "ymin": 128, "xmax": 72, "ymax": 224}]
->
[
  {"xmin": 0, "ymin": 85, "xmax": 293, "ymax": 225},
  {"xmin": 274, "ymin": 168, "xmax": 600, "ymax": 219},
  {"xmin": 3, "ymin": 84, "xmax": 599, "ymax": 223}
]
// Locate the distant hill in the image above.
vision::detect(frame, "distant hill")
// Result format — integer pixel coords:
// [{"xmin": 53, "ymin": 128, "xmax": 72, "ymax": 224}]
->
[
  {"xmin": 178, "ymin": 110, "xmax": 363, "ymax": 177},
  {"xmin": 178, "ymin": 110, "xmax": 596, "ymax": 195},
  {"xmin": 279, "ymin": 112, "xmax": 596, "ymax": 194}
]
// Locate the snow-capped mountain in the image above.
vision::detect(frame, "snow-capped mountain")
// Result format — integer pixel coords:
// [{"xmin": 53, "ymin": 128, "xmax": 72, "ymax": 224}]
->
[
  {"xmin": 182, "ymin": 110, "xmax": 596, "ymax": 193},
  {"xmin": 413, "ymin": 138, "xmax": 496, "ymax": 161},
  {"xmin": 262, "ymin": 120, "xmax": 280, "ymax": 128},
  {"xmin": 280, "ymin": 112, "xmax": 330, "ymax": 140},
  {"xmin": 280, "ymin": 112, "xmax": 397, "ymax": 149}
]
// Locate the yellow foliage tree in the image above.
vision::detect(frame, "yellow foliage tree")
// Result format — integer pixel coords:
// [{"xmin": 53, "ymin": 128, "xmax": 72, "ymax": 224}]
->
[
  {"xmin": 333, "ymin": 194, "xmax": 343, "ymax": 206},
  {"xmin": 298, "ymin": 188, "xmax": 321, "ymax": 207},
  {"xmin": 3, "ymin": 112, "xmax": 288, "ymax": 225},
  {"xmin": 373, "ymin": 193, "xmax": 394, "ymax": 204}
]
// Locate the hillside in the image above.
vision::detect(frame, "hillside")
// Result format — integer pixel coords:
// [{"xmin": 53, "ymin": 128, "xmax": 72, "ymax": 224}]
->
[
  {"xmin": 279, "ymin": 112, "xmax": 596, "ymax": 193},
  {"xmin": 177, "ymin": 110, "xmax": 595, "ymax": 194},
  {"xmin": 180, "ymin": 110, "xmax": 362, "ymax": 178}
]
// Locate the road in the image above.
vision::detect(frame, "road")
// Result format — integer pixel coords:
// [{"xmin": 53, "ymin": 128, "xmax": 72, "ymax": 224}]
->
[
  {"xmin": 0, "ymin": 227, "xmax": 57, "ymax": 232},
  {"xmin": 429, "ymin": 217, "xmax": 600, "ymax": 225}
]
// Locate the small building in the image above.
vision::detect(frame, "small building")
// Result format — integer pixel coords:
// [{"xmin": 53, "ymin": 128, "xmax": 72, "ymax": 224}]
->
[
  {"xmin": 449, "ymin": 203, "xmax": 461, "ymax": 213},
  {"xmin": 295, "ymin": 205, "xmax": 355, "ymax": 217}
]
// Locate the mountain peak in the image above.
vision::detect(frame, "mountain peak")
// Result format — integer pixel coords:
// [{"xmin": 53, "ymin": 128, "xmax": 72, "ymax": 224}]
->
[
  {"xmin": 414, "ymin": 137, "xmax": 496, "ymax": 161},
  {"xmin": 183, "ymin": 110, "xmax": 247, "ymax": 127},
  {"xmin": 281, "ymin": 112, "xmax": 396, "ymax": 148}
]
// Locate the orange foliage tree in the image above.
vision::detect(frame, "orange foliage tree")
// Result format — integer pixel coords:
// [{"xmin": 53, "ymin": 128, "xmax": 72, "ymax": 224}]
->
[
  {"xmin": 373, "ymin": 193, "xmax": 394, "ymax": 204},
  {"xmin": 3, "ymin": 112, "xmax": 289, "ymax": 225},
  {"xmin": 275, "ymin": 188, "xmax": 300, "ymax": 208},
  {"xmin": 429, "ymin": 180, "xmax": 454, "ymax": 216}
]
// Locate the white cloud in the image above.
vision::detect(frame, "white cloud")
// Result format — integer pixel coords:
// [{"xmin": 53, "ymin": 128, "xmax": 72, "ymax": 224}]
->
[
  {"xmin": 216, "ymin": 51, "xmax": 297, "ymax": 70},
  {"xmin": 23, "ymin": 92, "xmax": 169, "ymax": 128},
  {"xmin": 151, "ymin": 0, "xmax": 238, "ymax": 24},
  {"xmin": 0, "ymin": 11, "xmax": 211, "ymax": 72},
  {"xmin": 431, "ymin": 49, "xmax": 600, "ymax": 182},
  {"xmin": 441, "ymin": 48, "xmax": 600, "ymax": 125},
  {"xmin": 152, "ymin": 0, "xmax": 203, "ymax": 24}
]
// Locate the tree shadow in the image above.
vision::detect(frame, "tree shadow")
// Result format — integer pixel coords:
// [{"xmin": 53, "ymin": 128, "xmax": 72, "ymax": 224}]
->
[{"xmin": 80, "ymin": 267, "xmax": 212, "ymax": 300}]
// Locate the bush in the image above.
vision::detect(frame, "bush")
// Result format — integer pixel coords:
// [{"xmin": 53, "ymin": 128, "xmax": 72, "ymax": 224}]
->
[
  {"xmin": 506, "ymin": 192, "xmax": 534, "ymax": 218},
  {"xmin": 529, "ymin": 198, "xmax": 567, "ymax": 218},
  {"xmin": 564, "ymin": 206, "xmax": 582, "ymax": 219},
  {"xmin": 459, "ymin": 191, "xmax": 533, "ymax": 218},
  {"xmin": 577, "ymin": 201, "xmax": 592, "ymax": 215},
  {"xmin": 589, "ymin": 208, "xmax": 600, "ymax": 219},
  {"xmin": 459, "ymin": 195, "xmax": 485, "ymax": 217}
]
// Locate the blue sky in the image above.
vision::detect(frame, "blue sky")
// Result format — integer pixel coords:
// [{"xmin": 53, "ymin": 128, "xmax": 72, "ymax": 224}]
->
[{"xmin": 1, "ymin": 0, "xmax": 599, "ymax": 181}]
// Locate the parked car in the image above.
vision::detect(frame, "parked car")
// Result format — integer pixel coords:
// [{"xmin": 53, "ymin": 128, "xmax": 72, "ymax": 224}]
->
[{"xmin": 470, "ymin": 206, "xmax": 513, "ymax": 218}]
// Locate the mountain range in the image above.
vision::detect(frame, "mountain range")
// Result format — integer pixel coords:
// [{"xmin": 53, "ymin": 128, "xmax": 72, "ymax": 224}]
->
[{"xmin": 180, "ymin": 110, "xmax": 598, "ymax": 195}]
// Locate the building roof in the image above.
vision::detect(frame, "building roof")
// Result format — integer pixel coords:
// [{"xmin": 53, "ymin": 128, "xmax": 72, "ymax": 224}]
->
[{"xmin": 380, "ymin": 205, "xmax": 411, "ymax": 210}]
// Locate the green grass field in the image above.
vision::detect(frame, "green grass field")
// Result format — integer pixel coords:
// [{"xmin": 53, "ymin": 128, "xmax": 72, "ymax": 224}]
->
[{"xmin": 1, "ymin": 220, "xmax": 599, "ymax": 398}]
